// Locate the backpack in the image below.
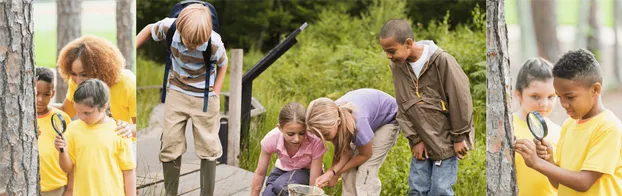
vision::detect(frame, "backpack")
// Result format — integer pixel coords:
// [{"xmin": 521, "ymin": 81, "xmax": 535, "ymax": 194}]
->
[{"xmin": 161, "ymin": 0, "xmax": 220, "ymax": 112}]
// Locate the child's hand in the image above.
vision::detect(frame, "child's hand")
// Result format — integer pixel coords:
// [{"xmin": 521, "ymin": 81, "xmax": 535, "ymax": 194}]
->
[
  {"xmin": 115, "ymin": 120, "xmax": 133, "ymax": 138},
  {"xmin": 315, "ymin": 172, "xmax": 333, "ymax": 188},
  {"xmin": 454, "ymin": 140, "xmax": 470, "ymax": 159},
  {"xmin": 514, "ymin": 139, "xmax": 541, "ymax": 169},
  {"xmin": 327, "ymin": 174, "xmax": 340, "ymax": 187},
  {"xmin": 54, "ymin": 135, "xmax": 66, "ymax": 152},
  {"xmin": 534, "ymin": 139, "xmax": 555, "ymax": 164},
  {"xmin": 37, "ymin": 126, "xmax": 41, "ymax": 137},
  {"xmin": 412, "ymin": 141, "xmax": 428, "ymax": 160}
]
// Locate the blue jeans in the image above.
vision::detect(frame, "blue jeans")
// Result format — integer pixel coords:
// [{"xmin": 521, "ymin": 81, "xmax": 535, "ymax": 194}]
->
[
  {"xmin": 408, "ymin": 156, "xmax": 458, "ymax": 196},
  {"xmin": 262, "ymin": 168, "xmax": 310, "ymax": 196}
]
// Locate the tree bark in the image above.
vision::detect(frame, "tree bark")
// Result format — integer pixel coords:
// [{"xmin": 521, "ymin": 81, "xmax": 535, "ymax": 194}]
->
[
  {"xmin": 116, "ymin": 0, "xmax": 134, "ymax": 70},
  {"xmin": 614, "ymin": 0, "xmax": 621, "ymax": 86},
  {"xmin": 55, "ymin": 0, "xmax": 81, "ymax": 103},
  {"xmin": 516, "ymin": 0, "xmax": 537, "ymax": 63},
  {"xmin": 486, "ymin": 0, "xmax": 518, "ymax": 195},
  {"xmin": 576, "ymin": 0, "xmax": 590, "ymax": 49},
  {"xmin": 0, "ymin": 0, "xmax": 39, "ymax": 195},
  {"xmin": 587, "ymin": 0, "xmax": 602, "ymax": 61},
  {"xmin": 531, "ymin": 0, "xmax": 560, "ymax": 63}
]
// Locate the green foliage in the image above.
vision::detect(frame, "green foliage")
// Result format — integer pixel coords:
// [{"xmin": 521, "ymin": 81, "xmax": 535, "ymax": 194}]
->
[
  {"xmin": 137, "ymin": 0, "xmax": 486, "ymax": 194},
  {"xmin": 136, "ymin": 0, "xmax": 483, "ymax": 63},
  {"xmin": 236, "ymin": 0, "xmax": 486, "ymax": 195}
]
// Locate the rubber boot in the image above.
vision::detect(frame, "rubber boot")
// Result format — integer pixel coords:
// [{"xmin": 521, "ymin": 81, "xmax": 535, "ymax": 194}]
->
[
  {"xmin": 200, "ymin": 159, "xmax": 217, "ymax": 196},
  {"xmin": 163, "ymin": 156, "xmax": 182, "ymax": 196}
]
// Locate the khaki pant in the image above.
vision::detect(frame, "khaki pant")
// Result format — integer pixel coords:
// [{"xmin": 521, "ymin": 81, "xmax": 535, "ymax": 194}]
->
[
  {"xmin": 41, "ymin": 186, "xmax": 65, "ymax": 196},
  {"xmin": 160, "ymin": 89, "xmax": 222, "ymax": 162},
  {"xmin": 342, "ymin": 123, "xmax": 399, "ymax": 196}
]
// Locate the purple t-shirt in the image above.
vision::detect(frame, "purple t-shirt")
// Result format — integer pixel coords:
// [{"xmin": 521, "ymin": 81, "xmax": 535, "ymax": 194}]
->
[{"xmin": 336, "ymin": 88, "xmax": 398, "ymax": 147}]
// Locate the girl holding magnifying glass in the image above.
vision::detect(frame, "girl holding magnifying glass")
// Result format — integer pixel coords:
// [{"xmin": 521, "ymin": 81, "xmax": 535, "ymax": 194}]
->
[{"xmin": 512, "ymin": 58, "xmax": 561, "ymax": 196}]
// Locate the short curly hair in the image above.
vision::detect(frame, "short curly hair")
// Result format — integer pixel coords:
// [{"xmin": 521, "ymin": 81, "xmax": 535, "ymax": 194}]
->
[
  {"xmin": 57, "ymin": 35, "xmax": 125, "ymax": 87},
  {"xmin": 379, "ymin": 19, "xmax": 414, "ymax": 44},
  {"xmin": 552, "ymin": 49, "xmax": 602, "ymax": 87},
  {"xmin": 35, "ymin": 67, "xmax": 55, "ymax": 85}
]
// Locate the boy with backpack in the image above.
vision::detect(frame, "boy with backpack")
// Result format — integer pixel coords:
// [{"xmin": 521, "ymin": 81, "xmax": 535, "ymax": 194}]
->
[{"xmin": 136, "ymin": 1, "xmax": 227, "ymax": 196}]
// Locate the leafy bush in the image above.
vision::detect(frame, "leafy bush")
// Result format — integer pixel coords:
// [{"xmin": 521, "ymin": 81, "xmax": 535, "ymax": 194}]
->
[
  {"xmin": 137, "ymin": 0, "xmax": 486, "ymax": 194},
  {"xmin": 238, "ymin": 1, "xmax": 486, "ymax": 195}
]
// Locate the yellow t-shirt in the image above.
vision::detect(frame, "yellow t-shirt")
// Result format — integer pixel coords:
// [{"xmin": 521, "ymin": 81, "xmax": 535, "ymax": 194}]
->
[
  {"xmin": 66, "ymin": 69, "xmax": 136, "ymax": 123},
  {"xmin": 65, "ymin": 119, "xmax": 136, "ymax": 195},
  {"xmin": 513, "ymin": 114, "xmax": 560, "ymax": 196},
  {"xmin": 38, "ymin": 108, "xmax": 72, "ymax": 191},
  {"xmin": 555, "ymin": 110, "xmax": 622, "ymax": 195}
]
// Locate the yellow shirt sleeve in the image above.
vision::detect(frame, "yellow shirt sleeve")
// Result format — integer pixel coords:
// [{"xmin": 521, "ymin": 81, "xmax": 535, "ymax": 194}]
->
[
  {"xmin": 127, "ymin": 72, "xmax": 137, "ymax": 120},
  {"xmin": 66, "ymin": 79, "xmax": 77, "ymax": 102},
  {"xmin": 581, "ymin": 123, "xmax": 622, "ymax": 175},
  {"xmin": 116, "ymin": 137, "xmax": 136, "ymax": 171}
]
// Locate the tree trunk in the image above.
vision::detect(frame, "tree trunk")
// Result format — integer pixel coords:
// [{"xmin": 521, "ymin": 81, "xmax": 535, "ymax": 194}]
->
[
  {"xmin": 531, "ymin": 0, "xmax": 560, "ymax": 63},
  {"xmin": 516, "ymin": 0, "xmax": 537, "ymax": 63},
  {"xmin": 614, "ymin": 0, "xmax": 621, "ymax": 86},
  {"xmin": 486, "ymin": 0, "xmax": 518, "ymax": 195},
  {"xmin": 576, "ymin": 0, "xmax": 590, "ymax": 49},
  {"xmin": 0, "ymin": 0, "xmax": 39, "ymax": 195},
  {"xmin": 55, "ymin": 0, "xmax": 81, "ymax": 103},
  {"xmin": 116, "ymin": 0, "xmax": 134, "ymax": 70},
  {"xmin": 587, "ymin": 0, "xmax": 602, "ymax": 61}
]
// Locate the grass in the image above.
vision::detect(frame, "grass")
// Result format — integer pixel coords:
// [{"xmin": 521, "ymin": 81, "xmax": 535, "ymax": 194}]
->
[
  {"xmin": 33, "ymin": 1, "xmax": 118, "ymax": 68},
  {"xmin": 34, "ymin": 31, "xmax": 116, "ymax": 68},
  {"xmin": 504, "ymin": 0, "xmax": 615, "ymax": 27}
]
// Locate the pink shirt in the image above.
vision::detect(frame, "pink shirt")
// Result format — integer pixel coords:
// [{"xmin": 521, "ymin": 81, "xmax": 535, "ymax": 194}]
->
[{"xmin": 260, "ymin": 128, "xmax": 327, "ymax": 171}]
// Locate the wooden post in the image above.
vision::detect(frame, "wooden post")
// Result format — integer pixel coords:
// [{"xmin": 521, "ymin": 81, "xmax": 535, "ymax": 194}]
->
[{"xmin": 228, "ymin": 49, "xmax": 243, "ymax": 166}]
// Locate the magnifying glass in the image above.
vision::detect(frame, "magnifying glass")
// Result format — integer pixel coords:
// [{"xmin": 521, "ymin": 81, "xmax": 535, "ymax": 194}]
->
[
  {"xmin": 526, "ymin": 111, "xmax": 548, "ymax": 141},
  {"xmin": 51, "ymin": 113, "xmax": 67, "ymax": 152}
]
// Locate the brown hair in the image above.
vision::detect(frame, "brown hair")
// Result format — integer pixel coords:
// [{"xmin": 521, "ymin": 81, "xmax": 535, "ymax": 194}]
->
[
  {"xmin": 279, "ymin": 102, "xmax": 306, "ymax": 127},
  {"xmin": 57, "ymin": 35, "xmax": 125, "ymax": 87},
  {"xmin": 306, "ymin": 98, "xmax": 356, "ymax": 160},
  {"xmin": 176, "ymin": 4, "xmax": 212, "ymax": 51},
  {"xmin": 74, "ymin": 78, "xmax": 111, "ymax": 117}
]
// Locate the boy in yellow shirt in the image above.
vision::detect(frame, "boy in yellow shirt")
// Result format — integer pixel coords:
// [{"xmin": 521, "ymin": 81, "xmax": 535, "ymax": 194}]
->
[
  {"xmin": 515, "ymin": 49, "xmax": 622, "ymax": 195},
  {"xmin": 36, "ymin": 67, "xmax": 72, "ymax": 196},
  {"xmin": 55, "ymin": 79, "xmax": 136, "ymax": 196}
]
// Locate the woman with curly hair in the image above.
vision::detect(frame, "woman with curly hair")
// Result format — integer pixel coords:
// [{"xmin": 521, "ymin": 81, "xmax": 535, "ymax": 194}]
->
[{"xmin": 56, "ymin": 35, "xmax": 136, "ymax": 138}]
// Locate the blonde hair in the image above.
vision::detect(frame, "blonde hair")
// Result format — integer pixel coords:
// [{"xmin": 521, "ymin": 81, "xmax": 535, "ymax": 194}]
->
[
  {"xmin": 306, "ymin": 98, "xmax": 356, "ymax": 160},
  {"xmin": 176, "ymin": 4, "xmax": 212, "ymax": 51},
  {"xmin": 279, "ymin": 102, "xmax": 306, "ymax": 127}
]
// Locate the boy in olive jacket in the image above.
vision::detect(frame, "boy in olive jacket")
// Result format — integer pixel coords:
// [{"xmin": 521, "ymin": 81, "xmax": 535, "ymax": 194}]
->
[{"xmin": 379, "ymin": 19, "xmax": 475, "ymax": 196}]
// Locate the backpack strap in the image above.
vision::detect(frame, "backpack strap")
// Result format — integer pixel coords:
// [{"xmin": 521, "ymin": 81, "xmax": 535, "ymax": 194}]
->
[
  {"xmin": 202, "ymin": 38, "xmax": 214, "ymax": 112},
  {"xmin": 161, "ymin": 21, "xmax": 178, "ymax": 103}
]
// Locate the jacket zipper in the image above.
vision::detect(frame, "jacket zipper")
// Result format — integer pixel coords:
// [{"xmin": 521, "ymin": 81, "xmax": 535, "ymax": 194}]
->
[{"xmin": 407, "ymin": 61, "xmax": 431, "ymax": 98}]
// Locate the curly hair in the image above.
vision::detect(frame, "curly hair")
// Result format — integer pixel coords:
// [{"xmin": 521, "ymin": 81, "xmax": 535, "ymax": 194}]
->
[
  {"xmin": 552, "ymin": 49, "xmax": 602, "ymax": 87},
  {"xmin": 57, "ymin": 35, "xmax": 125, "ymax": 87},
  {"xmin": 35, "ymin": 67, "xmax": 55, "ymax": 84}
]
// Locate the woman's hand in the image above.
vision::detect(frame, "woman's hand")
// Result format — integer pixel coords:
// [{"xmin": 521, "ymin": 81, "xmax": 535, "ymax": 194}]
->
[{"xmin": 115, "ymin": 120, "xmax": 134, "ymax": 138}]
